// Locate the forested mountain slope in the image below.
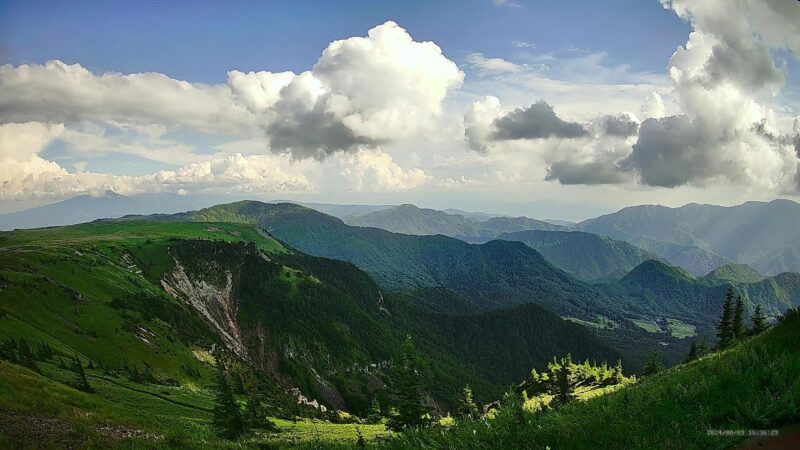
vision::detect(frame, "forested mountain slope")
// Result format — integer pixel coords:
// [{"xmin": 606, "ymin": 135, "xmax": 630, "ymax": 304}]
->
[
  {"xmin": 499, "ymin": 230, "xmax": 658, "ymax": 281},
  {"xmin": 126, "ymin": 201, "xmax": 800, "ymax": 368},
  {"xmin": 0, "ymin": 220, "xmax": 623, "ymax": 417}
]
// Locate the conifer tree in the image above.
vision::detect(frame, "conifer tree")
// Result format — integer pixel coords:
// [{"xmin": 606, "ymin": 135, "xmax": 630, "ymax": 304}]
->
[
  {"xmin": 367, "ymin": 397, "xmax": 383, "ymax": 424},
  {"xmin": 246, "ymin": 389, "xmax": 267, "ymax": 429},
  {"xmin": 684, "ymin": 341, "xmax": 699, "ymax": 363},
  {"xmin": 36, "ymin": 342, "xmax": 53, "ymax": 361},
  {"xmin": 614, "ymin": 359, "xmax": 625, "ymax": 384},
  {"xmin": 642, "ymin": 348, "xmax": 663, "ymax": 376},
  {"xmin": 72, "ymin": 356, "xmax": 94, "ymax": 393},
  {"xmin": 212, "ymin": 358, "xmax": 245, "ymax": 439},
  {"xmin": 716, "ymin": 287, "xmax": 735, "ymax": 349},
  {"xmin": 18, "ymin": 339, "xmax": 39, "ymax": 373},
  {"xmin": 733, "ymin": 295, "xmax": 746, "ymax": 339},
  {"xmin": 456, "ymin": 385, "xmax": 479, "ymax": 419},
  {"xmin": 697, "ymin": 337, "xmax": 707, "ymax": 356},
  {"xmin": 231, "ymin": 370, "xmax": 246, "ymax": 395},
  {"xmin": 389, "ymin": 335, "xmax": 430, "ymax": 430},
  {"xmin": 750, "ymin": 304, "xmax": 768, "ymax": 335},
  {"xmin": 553, "ymin": 355, "xmax": 574, "ymax": 406}
]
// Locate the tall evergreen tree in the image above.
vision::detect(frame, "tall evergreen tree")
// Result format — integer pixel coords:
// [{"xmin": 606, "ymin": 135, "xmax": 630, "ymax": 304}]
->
[
  {"xmin": 613, "ymin": 359, "xmax": 625, "ymax": 384},
  {"xmin": 716, "ymin": 287, "xmax": 735, "ymax": 350},
  {"xmin": 642, "ymin": 348, "xmax": 663, "ymax": 376},
  {"xmin": 750, "ymin": 304, "xmax": 768, "ymax": 335},
  {"xmin": 17, "ymin": 338, "xmax": 39, "ymax": 373},
  {"xmin": 367, "ymin": 397, "xmax": 383, "ymax": 424},
  {"xmin": 72, "ymin": 356, "xmax": 94, "ymax": 393},
  {"xmin": 696, "ymin": 337, "xmax": 707, "ymax": 356},
  {"xmin": 733, "ymin": 295, "xmax": 746, "ymax": 339},
  {"xmin": 231, "ymin": 370, "xmax": 246, "ymax": 395},
  {"xmin": 389, "ymin": 335, "xmax": 430, "ymax": 430},
  {"xmin": 456, "ymin": 385, "xmax": 479, "ymax": 419},
  {"xmin": 212, "ymin": 358, "xmax": 245, "ymax": 439},
  {"xmin": 553, "ymin": 355, "xmax": 574, "ymax": 406},
  {"xmin": 684, "ymin": 341, "xmax": 699, "ymax": 363}
]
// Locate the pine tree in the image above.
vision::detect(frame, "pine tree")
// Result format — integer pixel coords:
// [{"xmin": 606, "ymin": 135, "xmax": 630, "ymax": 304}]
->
[
  {"xmin": 733, "ymin": 295, "xmax": 746, "ymax": 339},
  {"xmin": 129, "ymin": 364, "xmax": 142, "ymax": 383},
  {"xmin": 231, "ymin": 370, "xmax": 246, "ymax": 395},
  {"xmin": 18, "ymin": 338, "xmax": 39, "ymax": 373},
  {"xmin": 553, "ymin": 355, "xmax": 574, "ymax": 406},
  {"xmin": 36, "ymin": 342, "xmax": 53, "ymax": 361},
  {"xmin": 614, "ymin": 359, "xmax": 624, "ymax": 384},
  {"xmin": 212, "ymin": 358, "xmax": 245, "ymax": 439},
  {"xmin": 750, "ymin": 304, "xmax": 768, "ymax": 335},
  {"xmin": 245, "ymin": 387, "xmax": 270, "ymax": 430},
  {"xmin": 456, "ymin": 385, "xmax": 479, "ymax": 419},
  {"xmin": 696, "ymin": 337, "xmax": 707, "ymax": 356},
  {"xmin": 642, "ymin": 348, "xmax": 663, "ymax": 376},
  {"xmin": 72, "ymin": 356, "xmax": 94, "ymax": 393},
  {"xmin": 389, "ymin": 335, "xmax": 430, "ymax": 430},
  {"xmin": 367, "ymin": 397, "xmax": 383, "ymax": 424},
  {"xmin": 716, "ymin": 287, "xmax": 735, "ymax": 350},
  {"xmin": 684, "ymin": 341, "xmax": 699, "ymax": 363}
]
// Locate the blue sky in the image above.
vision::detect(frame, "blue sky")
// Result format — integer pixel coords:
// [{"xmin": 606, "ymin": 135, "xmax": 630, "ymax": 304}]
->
[
  {"xmin": 0, "ymin": 0, "xmax": 798, "ymax": 218},
  {"xmin": 1, "ymin": 0, "xmax": 689, "ymax": 83}
]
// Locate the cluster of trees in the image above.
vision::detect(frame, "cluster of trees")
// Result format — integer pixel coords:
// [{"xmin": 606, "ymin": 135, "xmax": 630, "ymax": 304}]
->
[
  {"xmin": 715, "ymin": 288, "xmax": 769, "ymax": 351},
  {"xmin": 0, "ymin": 337, "xmax": 94, "ymax": 393},
  {"xmin": 525, "ymin": 355, "xmax": 628, "ymax": 407},
  {"xmin": 211, "ymin": 356, "xmax": 278, "ymax": 439},
  {"xmin": 680, "ymin": 288, "xmax": 771, "ymax": 365}
]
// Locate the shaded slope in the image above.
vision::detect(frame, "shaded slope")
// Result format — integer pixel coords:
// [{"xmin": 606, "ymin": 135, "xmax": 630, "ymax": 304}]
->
[{"xmin": 499, "ymin": 230, "xmax": 658, "ymax": 281}]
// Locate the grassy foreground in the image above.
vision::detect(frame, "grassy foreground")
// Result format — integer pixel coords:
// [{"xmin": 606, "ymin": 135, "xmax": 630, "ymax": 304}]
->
[{"xmin": 0, "ymin": 358, "xmax": 389, "ymax": 449}]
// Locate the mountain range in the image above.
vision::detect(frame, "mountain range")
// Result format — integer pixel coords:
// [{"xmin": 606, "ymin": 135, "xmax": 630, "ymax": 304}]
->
[
  {"xmin": 122, "ymin": 200, "xmax": 800, "ymax": 365},
  {"xmin": 346, "ymin": 204, "xmax": 566, "ymax": 240},
  {"xmin": 576, "ymin": 199, "xmax": 800, "ymax": 274},
  {"xmin": 3, "ymin": 197, "xmax": 800, "ymax": 448},
  {"xmin": 8, "ymin": 193, "xmax": 800, "ymax": 276}
]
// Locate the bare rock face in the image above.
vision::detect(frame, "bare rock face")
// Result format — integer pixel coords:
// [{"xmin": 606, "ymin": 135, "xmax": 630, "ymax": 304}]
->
[{"xmin": 161, "ymin": 258, "xmax": 248, "ymax": 360}]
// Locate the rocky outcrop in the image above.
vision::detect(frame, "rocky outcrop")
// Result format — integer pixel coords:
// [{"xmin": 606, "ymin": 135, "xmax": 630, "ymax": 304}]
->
[{"xmin": 161, "ymin": 258, "xmax": 248, "ymax": 360}]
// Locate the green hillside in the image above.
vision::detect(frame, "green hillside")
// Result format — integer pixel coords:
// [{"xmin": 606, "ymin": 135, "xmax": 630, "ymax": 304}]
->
[
  {"xmin": 0, "ymin": 219, "xmax": 631, "ymax": 447},
  {"xmin": 499, "ymin": 230, "xmax": 658, "ymax": 281},
  {"xmin": 338, "ymin": 309, "xmax": 800, "ymax": 450},
  {"xmin": 702, "ymin": 263, "xmax": 765, "ymax": 283},
  {"xmin": 154, "ymin": 201, "xmax": 618, "ymax": 315}
]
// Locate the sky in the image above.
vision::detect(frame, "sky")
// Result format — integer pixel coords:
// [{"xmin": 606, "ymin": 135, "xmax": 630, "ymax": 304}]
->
[{"xmin": 1, "ymin": 0, "xmax": 799, "ymax": 219}]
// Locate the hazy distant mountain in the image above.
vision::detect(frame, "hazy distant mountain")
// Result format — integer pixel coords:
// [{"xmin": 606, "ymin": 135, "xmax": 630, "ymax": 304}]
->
[
  {"xmin": 346, "ymin": 204, "xmax": 484, "ymax": 236},
  {"xmin": 441, "ymin": 208, "xmax": 499, "ymax": 222},
  {"xmin": 624, "ymin": 236, "xmax": 732, "ymax": 277},
  {"xmin": 577, "ymin": 199, "xmax": 800, "ymax": 274},
  {"xmin": 499, "ymin": 230, "xmax": 658, "ymax": 282},
  {"xmin": 270, "ymin": 200, "xmax": 394, "ymax": 220},
  {"xmin": 346, "ymin": 204, "xmax": 565, "ymax": 239},
  {"xmin": 0, "ymin": 191, "xmax": 232, "ymax": 230},
  {"xmin": 540, "ymin": 219, "xmax": 576, "ymax": 227}
]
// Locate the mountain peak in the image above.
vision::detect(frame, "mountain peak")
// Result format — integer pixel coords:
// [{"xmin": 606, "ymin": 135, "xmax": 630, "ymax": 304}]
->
[
  {"xmin": 622, "ymin": 259, "xmax": 695, "ymax": 283},
  {"xmin": 702, "ymin": 263, "xmax": 764, "ymax": 283}
]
